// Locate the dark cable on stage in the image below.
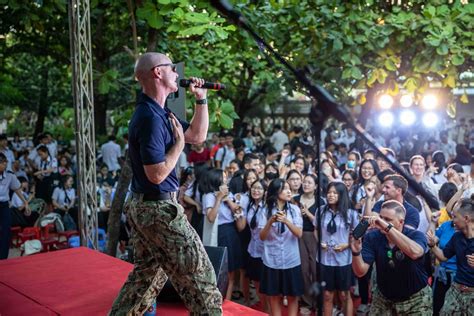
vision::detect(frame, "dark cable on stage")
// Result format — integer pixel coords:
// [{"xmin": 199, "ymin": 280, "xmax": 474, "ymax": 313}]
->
[
  {"xmin": 179, "ymin": 79, "xmax": 226, "ymax": 90},
  {"xmin": 211, "ymin": 1, "xmax": 441, "ymax": 315}
]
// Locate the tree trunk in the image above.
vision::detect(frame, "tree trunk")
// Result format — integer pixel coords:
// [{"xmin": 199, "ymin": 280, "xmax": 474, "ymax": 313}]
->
[
  {"xmin": 34, "ymin": 66, "xmax": 50, "ymax": 138},
  {"xmin": 106, "ymin": 153, "xmax": 133, "ymax": 257},
  {"xmin": 94, "ymin": 93, "xmax": 108, "ymax": 136}
]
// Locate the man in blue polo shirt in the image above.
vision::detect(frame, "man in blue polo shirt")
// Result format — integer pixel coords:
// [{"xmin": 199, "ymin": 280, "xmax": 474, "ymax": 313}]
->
[
  {"xmin": 110, "ymin": 53, "xmax": 222, "ymax": 315},
  {"xmin": 351, "ymin": 200, "xmax": 432, "ymax": 314},
  {"xmin": 365, "ymin": 174, "xmax": 420, "ymax": 230},
  {"xmin": 428, "ymin": 197, "xmax": 474, "ymax": 315}
]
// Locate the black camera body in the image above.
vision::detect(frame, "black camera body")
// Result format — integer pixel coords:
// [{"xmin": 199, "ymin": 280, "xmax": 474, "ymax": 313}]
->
[{"xmin": 352, "ymin": 219, "xmax": 370, "ymax": 239}]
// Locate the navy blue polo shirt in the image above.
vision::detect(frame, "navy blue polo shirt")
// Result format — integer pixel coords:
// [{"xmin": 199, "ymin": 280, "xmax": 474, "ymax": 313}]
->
[
  {"xmin": 128, "ymin": 93, "xmax": 190, "ymax": 194},
  {"xmin": 442, "ymin": 231, "xmax": 474, "ymax": 287},
  {"xmin": 362, "ymin": 227, "xmax": 428, "ymax": 301},
  {"xmin": 372, "ymin": 200, "xmax": 420, "ymax": 230}
]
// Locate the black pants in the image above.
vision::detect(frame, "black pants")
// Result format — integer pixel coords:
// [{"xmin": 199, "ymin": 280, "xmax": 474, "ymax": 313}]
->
[
  {"xmin": 433, "ymin": 272, "xmax": 453, "ymax": 316},
  {"xmin": 98, "ymin": 211, "xmax": 109, "ymax": 232},
  {"xmin": 11, "ymin": 208, "xmax": 39, "ymax": 228},
  {"xmin": 0, "ymin": 202, "xmax": 11, "ymax": 259}
]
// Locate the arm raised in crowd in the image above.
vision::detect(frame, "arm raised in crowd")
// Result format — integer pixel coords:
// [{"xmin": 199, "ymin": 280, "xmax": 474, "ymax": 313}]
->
[{"xmin": 367, "ymin": 215, "xmax": 424, "ymax": 260}]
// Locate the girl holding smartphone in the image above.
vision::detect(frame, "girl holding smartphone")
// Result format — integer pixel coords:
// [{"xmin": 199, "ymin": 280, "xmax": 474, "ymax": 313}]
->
[{"xmin": 259, "ymin": 178, "xmax": 303, "ymax": 316}]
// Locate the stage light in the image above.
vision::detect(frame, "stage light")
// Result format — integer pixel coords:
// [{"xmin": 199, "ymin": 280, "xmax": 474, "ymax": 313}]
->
[
  {"xmin": 400, "ymin": 110, "xmax": 416, "ymax": 126},
  {"xmin": 422, "ymin": 112, "xmax": 439, "ymax": 128},
  {"xmin": 379, "ymin": 94, "xmax": 394, "ymax": 109},
  {"xmin": 378, "ymin": 111, "xmax": 394, "ymax": 127},
  {"xmin": 421, "ymin": 94, "xmax": 438, "ymax": 110},
  {"xmin": 400, "ymin": 94, "xmax": 414, "ymax": 108}
]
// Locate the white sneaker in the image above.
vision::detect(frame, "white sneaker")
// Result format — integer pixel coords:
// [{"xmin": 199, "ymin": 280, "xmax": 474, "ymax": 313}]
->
[
  {"xmin": 357, "ymin": 304, "xmax": 370, "ymax": 315},
  {"xmin": 332, "ymin": 307, "xmax": 343, "ymax": 316},
  {"xmin": 283, "ymin": 296, "xmax": 288, "ymax": 306}
]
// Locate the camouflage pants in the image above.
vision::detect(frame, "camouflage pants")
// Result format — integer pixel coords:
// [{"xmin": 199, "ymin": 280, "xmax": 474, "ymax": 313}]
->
[
  {"xmin": 440, "ymin": 283, "xmax": 474, "ymax": 316},
  {"xmin": 369, "ymin": 286, "xmax": 432, "ymax": 315},
  {"xmin": 110, "ymin": 198, "xmax": 222, "ymax": 316}
]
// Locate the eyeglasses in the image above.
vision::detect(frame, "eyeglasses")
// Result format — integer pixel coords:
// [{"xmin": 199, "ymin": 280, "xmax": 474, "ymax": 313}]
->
[
  {"xmin": 151, "ymin": 63, "xmax": 177, "ymax": 72},
  {"xmin": 361, "ymin": 167, "xmax": 374, "ymax": 171},
  {"xmin": 342, "ymin": 178, "xmax": 354, "ymax": 182}
]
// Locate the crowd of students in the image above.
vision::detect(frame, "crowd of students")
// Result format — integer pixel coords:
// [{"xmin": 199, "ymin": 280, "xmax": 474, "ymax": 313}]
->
[
  {"xmin": 0, "ymin": 132, "xmax": 125, "ymax": 259},
  {"xmin": 1, "ymin": 117, "xmax": 474, "ymax": 315},
  {"xmin": 175, "ymin": 120, "xmax": 474, "ymax": 316}
]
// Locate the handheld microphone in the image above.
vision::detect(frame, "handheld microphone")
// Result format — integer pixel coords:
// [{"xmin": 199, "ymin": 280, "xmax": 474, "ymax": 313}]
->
[{"xmin": 179, "ymin": 79, "xmax": 226, "ymax": 91}]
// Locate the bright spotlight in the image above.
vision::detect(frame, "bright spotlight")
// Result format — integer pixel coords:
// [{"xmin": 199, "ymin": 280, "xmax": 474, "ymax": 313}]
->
[
  {"xmin": 379, "ymin": 94, "xmax": 394, "ymax": 109},
  {"xmin": 421, "ymin": 94, "xmax": 438, "ymax": 110},
  {"xmin": 400, "ymin": 110, "xmax": 416, "ymax": 126},
  {"xmin": 378, "ymin": 111, "xmax": 394, "ymax": 127},
  {"xmin": 422, "ymin": 112, "xmax": 439, "ymax": 128},
  {"xmin": 400, "ymin": 94, "xmax": 413, "ymax": 108}
]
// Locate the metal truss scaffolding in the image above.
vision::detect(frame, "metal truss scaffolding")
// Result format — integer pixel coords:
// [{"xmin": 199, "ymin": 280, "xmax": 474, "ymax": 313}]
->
[{"xmin": 68, "ymin": 0, "xmax": 98, "ymax": 249}]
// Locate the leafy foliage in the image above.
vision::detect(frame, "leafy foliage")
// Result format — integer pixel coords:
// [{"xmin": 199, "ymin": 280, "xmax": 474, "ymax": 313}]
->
[{"xmin": 1, "ymin": 0, "xmax": 473, "ymax": 137}]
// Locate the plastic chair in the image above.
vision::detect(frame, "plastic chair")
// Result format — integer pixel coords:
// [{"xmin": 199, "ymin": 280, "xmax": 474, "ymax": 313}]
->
[
  {"xmin": 57, "ymin": 230, "xmax": 79, "ymax": 245},
  {"xmin": 18, "ymin": 227, "xmax": 41, "ymax": 247},
  {"xmin": 10, "ymin": 226, "xmax": 22, "ymax": 248},
  {"xmin": 41, "ymin": 223, "xmax": 56, "ymax": 239}
]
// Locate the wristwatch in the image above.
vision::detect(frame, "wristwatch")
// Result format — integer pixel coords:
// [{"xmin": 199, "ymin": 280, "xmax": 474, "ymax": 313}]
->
[
  {"xmin": 196, "ymin": 98, "xmax": 207, "ymax": 105},
  {"xmin": 352, "ymin": 251, "xmax": 361, "ymax": 256},
  {"xmin": 385, "ymin": 223, "xmax": 393, "ymax": 233}
]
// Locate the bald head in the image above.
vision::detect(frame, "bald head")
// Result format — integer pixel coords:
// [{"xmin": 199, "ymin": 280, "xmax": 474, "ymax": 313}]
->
[{"xmin": 134, "ymin": 52, "xmax": 171, "ymax": 81}]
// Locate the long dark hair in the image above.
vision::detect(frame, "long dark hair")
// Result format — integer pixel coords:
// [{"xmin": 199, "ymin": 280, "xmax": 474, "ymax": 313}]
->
[
  {"xmin": 432, "ymin": 151, "xmax": 446, "ymax": 174},
  {"xmin": 248, "ymin": 179, "xmax": 267, "ymax": 229},
  {"xmin": 291, "ymin": 155, "xmax": 309, "ymax": 174},
  {"xmin": 265, "ymin": 178, "xmax": 294, "ymax": 220},
  {"xmin": 357, "ymin": 159, "xmax": 379, "ymax": 184},
  {"xmin": 286, "ymin": 169, "xmax": 303, "ymax": 194},
  {"xmin": 242, "ymin": 169, "xmax": 259, "ymax": 193},
  {"xmin": 198, "ymin": 168, "xmax": 223, "ymax": 195},
  {"xmin": 326, "ymin": 181, "xmax": 351, "ymax": 226},
  {"xmin": 192, "ymin": 164, "xmax": 212, "ymax": 199}
]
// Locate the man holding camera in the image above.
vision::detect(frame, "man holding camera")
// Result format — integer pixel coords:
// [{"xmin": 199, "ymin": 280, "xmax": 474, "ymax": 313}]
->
[{"xmin": 351, "ymin": 200, "xmax": 432, "ymax": 315}]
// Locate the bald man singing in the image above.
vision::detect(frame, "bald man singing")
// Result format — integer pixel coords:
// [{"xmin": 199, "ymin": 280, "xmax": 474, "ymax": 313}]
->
[{"xmin": 110, "ymin": 53, "xmax": 222, "ymax": 315}]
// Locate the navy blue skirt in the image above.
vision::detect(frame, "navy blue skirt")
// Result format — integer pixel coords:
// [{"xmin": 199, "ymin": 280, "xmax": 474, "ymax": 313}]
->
[
  {"xmin": 246, "ymin": 256, "xmax": 263, "ymax": 282},
  {"xmin": 320, "ymin": 264, "xmax": 352, "ymax": 291},
  {"xmin": 218, "ymin": 223, "xmax": 242, "ymax": 272},
  {"xmin": 259, "ymin": 264, "xmax": 304, "ymax": 296}
]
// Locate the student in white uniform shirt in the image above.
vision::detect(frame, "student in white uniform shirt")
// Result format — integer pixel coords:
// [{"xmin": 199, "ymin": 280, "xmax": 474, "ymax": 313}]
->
[
  {"xmin": 231, "ymin": 168, "xmax": 256, "ymax": 306},
  {"xmin": 32, "ymin": 145, "xmax": 58, "ymax": 203},
  {"xmin": 246, "ymin": 179, "xmax": 268, "ymax": 311},
  {"xmin": 313, "ymin": 182, "xmax": 359, "ymax": 316},
  {"xmin": 258, "ymin": 178, "xmax": 303, "ymax": 316},
  {"xmin": 52, "ymin": 175, "xmax": 78, "ymax": 228},
  {"xmin": 0, "ymin": 134, "xmax": 15, "ymax": 172},
  {"xmin": 201, "ymin": 168, "xmax": 246, "ymax": 301},
  {"xmin": 10, "ymin": 176, "xmax": 39, "ymax": 228},
  {"xmin": 0, "ymin": 153, "xmax": 30, "ymax": 259}
]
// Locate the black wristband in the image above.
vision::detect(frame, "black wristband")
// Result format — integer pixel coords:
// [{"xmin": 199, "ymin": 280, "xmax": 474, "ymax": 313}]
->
[
  {"xmin": 352, "ymin": 251, "xmax": 361, "ymax": 257},
  {"xmin": 385, "ymin": 223, "xmax": 393, "ymax": 233},
  {"xmin": 196, "ymin": 98, "xmax": 207, "ymax": 105}
]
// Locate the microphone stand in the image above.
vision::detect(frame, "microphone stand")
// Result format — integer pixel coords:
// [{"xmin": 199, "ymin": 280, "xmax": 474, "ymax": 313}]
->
[{"xmin": 210, "ymin": 1, "xmax": 439, "ymax": 315}]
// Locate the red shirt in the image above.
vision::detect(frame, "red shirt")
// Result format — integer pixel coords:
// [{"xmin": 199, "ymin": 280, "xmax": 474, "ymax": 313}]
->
[{"xmin": 188, "ymin": 148, "xmax": 211, "ymax": 164}]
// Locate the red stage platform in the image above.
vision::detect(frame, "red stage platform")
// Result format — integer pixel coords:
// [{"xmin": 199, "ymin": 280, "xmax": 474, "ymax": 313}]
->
[{"xmin": 0, "ymin": 247, "xmax": 267, "ymax": 316}]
